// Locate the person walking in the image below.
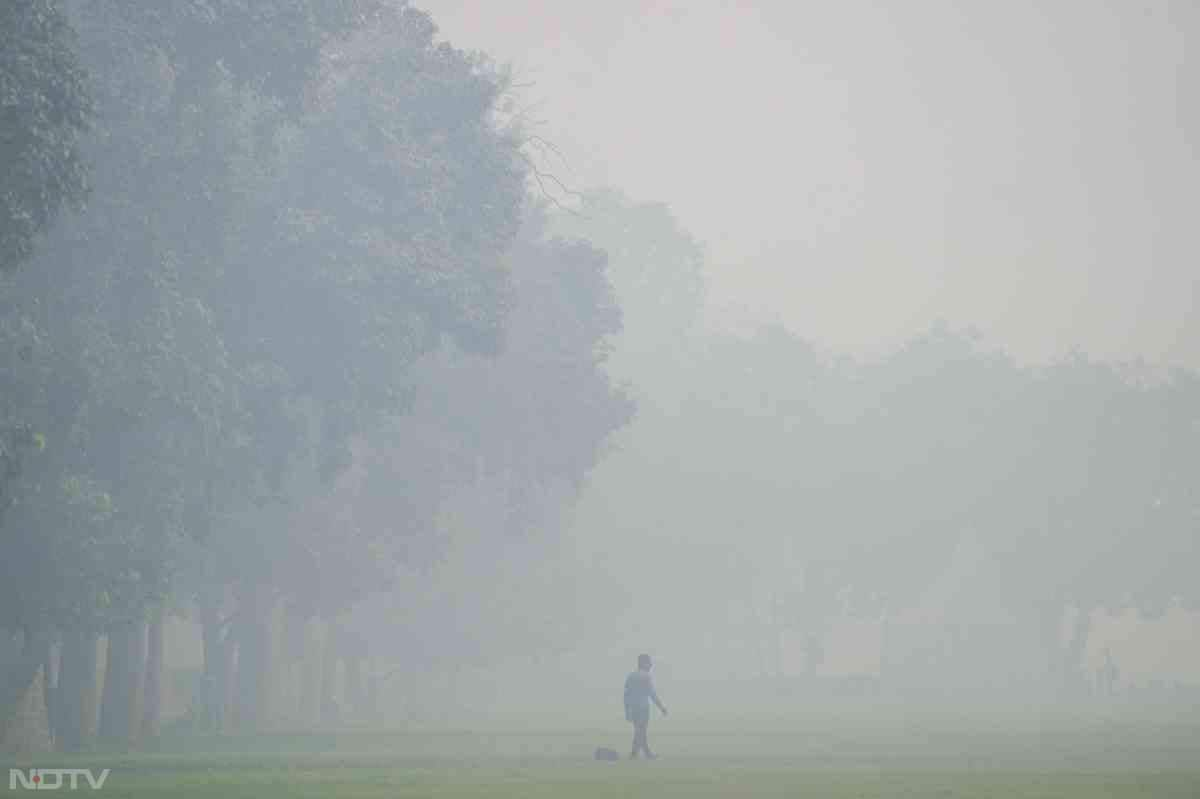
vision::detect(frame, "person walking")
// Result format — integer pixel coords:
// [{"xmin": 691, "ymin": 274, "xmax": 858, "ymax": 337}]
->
[{"xmin": 624, "ymin": 653, "xmax": 668, "ymax": 759}]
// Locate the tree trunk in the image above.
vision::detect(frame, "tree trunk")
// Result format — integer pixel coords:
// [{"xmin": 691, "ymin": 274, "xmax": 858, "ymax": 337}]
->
[
  {"xmin": 233, "ymin": 617, "xmax": 257, "ymax": 731},
  {"xmin": 0, "ymin": 629, "xmax": 53, "ymax": 751},
  {"xmin": 97, "ymin": 628, "xmax": 127, "ymax": 742},
  {"xmin": 142, "ymin": 607, "xmax": 165, "ymax": 740},
  {"xmin": 344, "ymin": 655, "xmax": 362, "ymax": 718},
  {"xmin": 201, "ymin": 600, "xmax": 241, "ymax": 734},
  {"xmin": 126, "ymin": 623, "xmax": 147, "ymax": 747},
  {"xmin": 282, "ymin": 605, "xmax": 307, "ymax": 663},
  {"xmin": 43, "ymin": 641, "xmax": 59, "ymax": 747},
  {"xmin": 319, "ymin": 621, "xmax": 340, "ymax": 727},
  {"xmin": 99, "ymin": 620, "xmax": 147, "ymax": 746},
  {"xmin": 804, "ymin": 633, "xmax": 825, "ymax": 680},
  {"xmin": 1062, "ymin": 607, "xmax": 1093, "ymax": 687},
  {"xmin": 233, "ymin": 585, "xmax": 275, "ymax": 732},
  {"xmin": 279, "ymin": 605, "xmax": 308, "ymax": 727},
  {"xmin": 299, "ymin": 617, "xmax": 321, "ymax": 726},
  {"xmin": 221, "ymin": 629, "xmax": 237, "ymax": 732},
  {"xmin": 54, "ymin": 635, "xmax": 78, "ymax": 752},
  {"xmin": 200, "ymin": 603, "xmax": 226, "ymax": 732},
  {"xmin": 56, "ymin": 630, "xmax": 100, "ymax": 752},
  {"xmin": 363, "ymin": 669, "xmax": 381, "ymax": 725}
]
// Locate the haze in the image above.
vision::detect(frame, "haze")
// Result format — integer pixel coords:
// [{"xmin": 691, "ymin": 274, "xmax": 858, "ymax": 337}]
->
[
  {"xmin": 426, "ymin": 0, "xmax": 1199, "ymax": 366},
  {"xmin": 1, "ymin": 0, "xmax": 1197, "ymax": 789}
]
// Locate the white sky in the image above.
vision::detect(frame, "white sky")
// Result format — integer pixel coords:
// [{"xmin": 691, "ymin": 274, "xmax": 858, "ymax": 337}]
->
[{"xmin": 420, "ymin": 0, "xmax": 1198, "ymax": 367}]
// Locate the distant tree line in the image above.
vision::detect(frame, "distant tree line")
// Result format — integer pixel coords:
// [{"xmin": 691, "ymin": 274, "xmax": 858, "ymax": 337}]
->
[{"xmin": 549, "ymin": 194, "xmax": 1200, "ymax": 695}]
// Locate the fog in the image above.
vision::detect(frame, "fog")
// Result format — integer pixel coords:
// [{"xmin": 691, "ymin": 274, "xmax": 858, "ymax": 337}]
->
[
  {"xmin": 1, "ymin": 0, "xmax": 1197, "ymax": 767},
  {"xmin": 426, "ymin": 0, "xmax": 1200, "ymax": 368}
]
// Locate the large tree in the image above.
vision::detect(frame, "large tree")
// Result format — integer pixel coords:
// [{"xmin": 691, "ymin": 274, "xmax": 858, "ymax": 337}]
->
[
  {"xmin": 837, "ymin": 332, "xmax": 1200, "ymax": 695},
  {"xmin": 0, "ymin": 0, "xmax": 92, "ymax": 272},
  {"xmin": 337, "ymin": 210, "xmax": 634, "ymax": 710},
  {"xmin": 180, "ymin": 3, "xmax": 530, "ymax": 732},
  {"xmin": 0, "ymin": 0, "xmax": 92, "ymax": 584},
  {"xmin": 0, "ymin": 0, "xmax": 257, "ymax": 746}
]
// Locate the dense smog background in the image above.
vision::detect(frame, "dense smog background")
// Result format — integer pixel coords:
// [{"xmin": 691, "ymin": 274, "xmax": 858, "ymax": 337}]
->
[{"xmin": 1, "ymin": 0, "xmax": 1197, "ymax": 764}]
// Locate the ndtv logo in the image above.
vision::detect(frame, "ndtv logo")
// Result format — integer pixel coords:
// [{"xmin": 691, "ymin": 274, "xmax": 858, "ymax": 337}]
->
[{"xmin": 8, "ymin": 769, "xmax": 110, "ymax": 790}]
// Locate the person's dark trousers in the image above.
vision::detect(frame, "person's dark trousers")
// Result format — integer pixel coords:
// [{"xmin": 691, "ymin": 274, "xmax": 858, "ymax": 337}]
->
[{"xmin": 631, "ymin": 718, "xmax": 653, "ymax": 758}]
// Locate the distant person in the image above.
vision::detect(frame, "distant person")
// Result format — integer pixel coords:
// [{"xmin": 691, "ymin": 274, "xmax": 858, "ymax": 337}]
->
[{"xmin": 624, "ymin": 653, "xmax": 668, "ymax": 759}]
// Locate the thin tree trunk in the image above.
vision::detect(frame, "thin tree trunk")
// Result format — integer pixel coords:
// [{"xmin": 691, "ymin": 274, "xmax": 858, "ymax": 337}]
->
[
  {"xmin": 200, "ymin": 602, "xmax": 231, "ymax": 732},
  {"xmin": 221, "ymin": 634, "xmax": 236, "ymax": 733},
  {"xmin": 344, "ymin": 655, "xmax": 362, "ymax": 718},
  {"xmin": 126, "ymin": 622, "xmax": 147, "ymax": 747},
  {"xmin": 98, "ymin": 627, "xmax": 125, "ymax": 741},
  {"xmin": 233, "ymin": 585, "xmax": 275, "ymax": 732},
  {"xmin": 364, "ymin": 669, "xmax": 381, "ymax": 725},
  {"xmin": 54, "ymin": 634, "xmax": 80, "ymax": 752},
  {"xmin": 0, "ymin": 629, "xmax": 52, "ymax": 749},
  {"xmin": 57, "ymin": 630, "xmax": 100, "ymax": 752},
  {"xmin": 43, "ymin": 641, "xmax": 59, "ymax": 747},
  {"xmin": 804, "ymin": 633, "xmax": 825, "ymax": 680},
  {"xmin": 99, "ymin": 621, "xmax": 147, "ymax": 746},
  {"xmin": 1063, "ymin": 607, "xmax": 1093, "ymax": 686},
  {"xmin": 77, "ymin": 631, "xmax": 100, "ymax": 749},
  {"xmin": 142, "ymin": 608, "xmax": 164, "ymax": 740},
  {"xmin": 299, "ymin": 617, "xmax": 321, "ymax": 726},
  {"xmin": 282, "ymin": 605, "xmax": 307, "ymax": 664},
  {"xmin": 280, "ymin": 605, "xmax": 307, "ymax": 727},
  {"xmin": 319, "ymin": 621, "xmax": 340, "ymax": 726},
  {"xmin": 257, "ymin": 594, "xmax": 276, "ymax": 730},
  {"xmin": 233, "ymin": 616, "xmax": 257, "ymax": 731}
]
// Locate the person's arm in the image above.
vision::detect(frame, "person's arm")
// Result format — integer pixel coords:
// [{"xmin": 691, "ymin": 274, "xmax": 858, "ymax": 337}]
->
[{"xmin": 649, "ymin": 680, "xmax": 667, "ymax": 716}]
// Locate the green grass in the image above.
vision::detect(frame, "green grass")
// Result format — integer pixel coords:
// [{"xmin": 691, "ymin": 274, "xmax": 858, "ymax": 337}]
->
[
  {"xmin": 6, "ymin": 717, "xmax": 1199, "ymax": 798},
  {"xmin": 53, "ymin": 763, "xmax": 1200, "ymax": 799}
]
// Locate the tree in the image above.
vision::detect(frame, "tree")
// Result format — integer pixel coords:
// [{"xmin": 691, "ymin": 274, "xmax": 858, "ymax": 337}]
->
[
  {"xmin": 0, "ymin": 0, "xmax": 92, "ymax": 584},
  {"xmin": 837, "ymin": 331, "xmax": 1200, "ymax": 695},
  {"xmin": 0, "ymin": 0, "xmax": 92, "ymax": 272},
  {"xmin": 2, "ymin": 0, "xmax": 277, "ymax": 746},
  {"xmin": 2, "ymin": 0, "xmax": 560, "ymax": 746},
  {"xmin": 550, "ymin": 188, "xmax": 705, "ymax": 394},
  {"xmin": 971, "ymin": 356, "xmax": 1200, "ymax": 689},
  {"xmin": 339, "ymin": 213, "xmax": 633, "ymax": 705},
  {"xmin": 122, "ymin": 0, "xmax": 390, "ymax": 116},
  {"xmin": 182, "ymin": 3, "xmax": 530, "ymax": 731}
]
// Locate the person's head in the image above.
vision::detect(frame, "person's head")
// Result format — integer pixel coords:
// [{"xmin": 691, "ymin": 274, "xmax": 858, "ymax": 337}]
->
[{"xmin": 637, "ymin": 653, "xmax": 652, "ymax": 671}]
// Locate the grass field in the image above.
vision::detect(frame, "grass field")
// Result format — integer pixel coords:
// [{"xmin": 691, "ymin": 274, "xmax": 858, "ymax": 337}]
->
[{"xmin": 7, "ymin": 714, "xmax": 1200, "ymax": 798}]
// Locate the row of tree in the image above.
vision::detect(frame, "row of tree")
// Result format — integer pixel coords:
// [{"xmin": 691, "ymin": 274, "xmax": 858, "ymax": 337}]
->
[
  {"xmin": 336, "ymin": 185, "xmax": 1199, "ymax": 706},
  {"xmin": 1, "ymin": 0, "xmax": 633, "ymax": 748},
  {"xmin": 552, "ymin": 193, "xmax": 1199, "ymax": 695}
]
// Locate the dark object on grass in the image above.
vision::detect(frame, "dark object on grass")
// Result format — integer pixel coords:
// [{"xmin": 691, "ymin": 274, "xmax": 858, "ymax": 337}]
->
[{"xmin": 594, "ymin": 747, "xmax": 620, "ymax": 761}]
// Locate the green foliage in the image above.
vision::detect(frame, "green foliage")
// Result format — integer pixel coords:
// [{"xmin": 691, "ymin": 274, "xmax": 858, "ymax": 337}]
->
[
  {"xmin": 0, "ymin": 0, "xmax": 92, "ymax": 271},
  {"xmin": 281, "ymin": 211, "xmax": 635, "ymax": 628},
  {"xmin": 124, "ymin": 0, "xmax": 391, "ymax": 113},
  {"xmin": 0, "ymin": 0, "xmax": 558, "ymax": 662}
]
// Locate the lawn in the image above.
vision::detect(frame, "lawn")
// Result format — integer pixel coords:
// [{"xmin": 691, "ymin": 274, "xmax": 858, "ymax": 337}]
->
[{"xmin": 7, "ymin": 715, "xmax": 1199, "ymax": 798}]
